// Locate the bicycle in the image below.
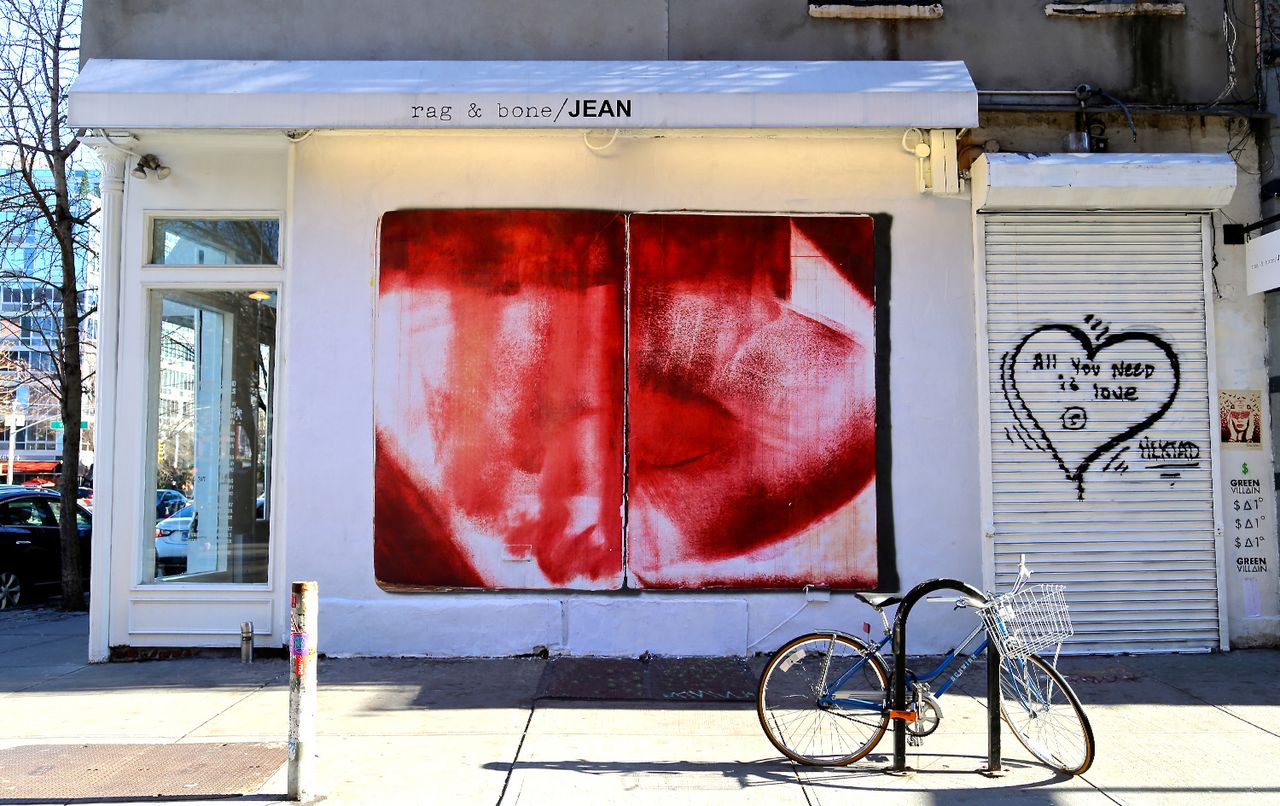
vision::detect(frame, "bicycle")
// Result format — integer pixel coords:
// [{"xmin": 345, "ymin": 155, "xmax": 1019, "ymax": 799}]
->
[{"xmin": 756, "ymin": 560, "xmax": 1095, "ymax": 775}]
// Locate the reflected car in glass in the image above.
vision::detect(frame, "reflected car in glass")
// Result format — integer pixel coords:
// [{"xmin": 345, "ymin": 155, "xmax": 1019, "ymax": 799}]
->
[
  {"xmin": 154, "ymin": 503, "xmax": 195, "ymax": 577},
  {"xmin": 153, "ymin": 499, "xmax": 266, "ymax": 580},
  {"xmin": 0, "ymin": 488, "xmax": 91, "ymax": 609}
]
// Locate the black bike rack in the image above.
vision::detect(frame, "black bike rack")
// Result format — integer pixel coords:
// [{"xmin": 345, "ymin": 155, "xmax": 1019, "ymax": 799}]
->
[{"xmin": 890, "ymin": 577, "xmax": 1002, "ymax": 775}]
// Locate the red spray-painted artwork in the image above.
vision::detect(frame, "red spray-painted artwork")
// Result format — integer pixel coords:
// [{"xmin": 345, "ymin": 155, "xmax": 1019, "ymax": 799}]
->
[
  {"xmin": 375, "ymin": 210, "xmax": 878, "ymax": 590},
  {"xmin": 375, "ymin": 210, "xmax": 626, "ymax": 589},
  {"xmin": 627, "ymin": 214, "xmax": 877, "ymax": 588}
]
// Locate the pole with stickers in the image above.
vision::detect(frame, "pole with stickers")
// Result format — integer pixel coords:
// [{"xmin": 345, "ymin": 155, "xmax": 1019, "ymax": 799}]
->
[{"xmin": 288, "ymin": 581, "xmax": 317, "ymax": 801}]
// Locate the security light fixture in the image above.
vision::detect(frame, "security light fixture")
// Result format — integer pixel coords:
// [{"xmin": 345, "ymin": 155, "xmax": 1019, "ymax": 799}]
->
[{"xmin": 131, "ymin": 153, "xmax": 171, "ymax": 181}]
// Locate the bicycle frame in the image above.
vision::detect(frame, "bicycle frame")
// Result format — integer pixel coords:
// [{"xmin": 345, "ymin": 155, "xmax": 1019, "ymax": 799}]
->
[{"xmin": 820, "ymin": 619, "xmax": 991, "ymax": 712}]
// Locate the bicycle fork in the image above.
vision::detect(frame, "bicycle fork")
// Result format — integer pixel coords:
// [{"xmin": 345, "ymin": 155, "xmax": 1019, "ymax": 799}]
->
[{"xmin": 1005, "ymin": 656, "xmax": 1055, "ymax": 717}]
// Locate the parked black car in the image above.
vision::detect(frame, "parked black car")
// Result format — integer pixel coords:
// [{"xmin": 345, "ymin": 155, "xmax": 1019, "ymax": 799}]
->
[{"xmin": 0, "ymin": 488, "xmax": 91, "ymax": 609}]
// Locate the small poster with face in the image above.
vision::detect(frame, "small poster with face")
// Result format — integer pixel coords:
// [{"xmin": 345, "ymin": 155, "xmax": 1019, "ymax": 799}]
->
[{"xmin": 1220, "ymin": 389, "xmax": 1264, "ymax": 447}]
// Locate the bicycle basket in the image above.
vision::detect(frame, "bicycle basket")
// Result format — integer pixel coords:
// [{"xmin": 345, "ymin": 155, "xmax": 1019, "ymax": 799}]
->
[{"xmin": 979, "ymin": 584, "xmax": 1073, "ymax": 660}]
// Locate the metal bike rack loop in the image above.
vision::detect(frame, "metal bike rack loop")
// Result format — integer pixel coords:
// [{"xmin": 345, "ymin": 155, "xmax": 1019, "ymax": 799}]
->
[{"xmin": 890, "ymin": 578, "xmax": 1002, "ymax": 775}]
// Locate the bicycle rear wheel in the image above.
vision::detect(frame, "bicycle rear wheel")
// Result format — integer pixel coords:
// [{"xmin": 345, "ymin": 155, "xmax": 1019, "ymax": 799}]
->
[
  {"xmin": 998, "ymin": 652, "xmax": 1095, "ymax": 775},
  {"xmin": 757, "ymin": 632, "xmax": 890, "ymax": 766}
]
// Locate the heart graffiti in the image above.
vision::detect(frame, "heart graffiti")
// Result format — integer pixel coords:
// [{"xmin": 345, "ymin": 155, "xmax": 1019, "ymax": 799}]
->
[{"xmin": 1002, "ymin": 324, "xmax": 1181, "ymax": 500}]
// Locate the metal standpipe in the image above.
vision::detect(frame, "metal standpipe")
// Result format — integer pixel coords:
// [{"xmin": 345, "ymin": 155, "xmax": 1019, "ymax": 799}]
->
[
  {"xmin": 288, "ymin": 581, "xmax": 318, "ymax": 801},
  {"xmin": 890, "ymin": 578, "xmax": 1000, "ymax": 774},
  {"xmin": 241, "ymin": 621, "xmax": 254, "ymax": 664}
]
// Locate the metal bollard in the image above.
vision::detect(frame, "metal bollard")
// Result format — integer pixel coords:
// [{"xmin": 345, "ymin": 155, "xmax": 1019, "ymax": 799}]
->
[
  {"xmin": 288, "ymin": 581, "xmax": 318, "ymax": 801},
  {"xmin": 241, "ymin": 621, "xmax": 254, "ymax": 664}
]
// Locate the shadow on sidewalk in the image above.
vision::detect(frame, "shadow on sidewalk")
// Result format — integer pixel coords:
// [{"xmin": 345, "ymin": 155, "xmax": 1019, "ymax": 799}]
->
[
  {"xmin": 4, "ymin": 609, "xmax": 1280, "ymax": 711},
  {"xmin": 483, "ymin": 754, "xmax": 1073, "ymax": 792}
]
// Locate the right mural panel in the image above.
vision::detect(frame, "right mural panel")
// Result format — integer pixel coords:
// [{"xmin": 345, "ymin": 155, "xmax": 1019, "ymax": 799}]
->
[{"xmin": 627, "ymin": 214, "xmax": 879, "ymax": 588}]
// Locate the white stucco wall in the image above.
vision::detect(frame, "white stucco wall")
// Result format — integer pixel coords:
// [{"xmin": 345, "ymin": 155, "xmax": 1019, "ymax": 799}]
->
[
  {"xmin": 1206, "ymin": 152, "xmax": 1280, "ymax": 649},
  {"xmin": 283, "ymin": 130, "xmax": 982, "ymax": 656},
  {"xmin": 97, "ymin": 122, "xmax": 1275, "ymax": 657}
]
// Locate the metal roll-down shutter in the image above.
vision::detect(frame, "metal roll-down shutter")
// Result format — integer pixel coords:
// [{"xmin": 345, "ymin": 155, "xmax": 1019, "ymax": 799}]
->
[{"xmin": 982, "ymin": 212, "xmax": 1221, "ymax": 653}]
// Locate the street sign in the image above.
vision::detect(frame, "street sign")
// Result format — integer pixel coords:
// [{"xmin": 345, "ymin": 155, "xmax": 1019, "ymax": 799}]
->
[
  {"xmin": 5, "ymin": 414, "xmax": 26, "ymax": 428},
  {"xmin": 1247, "ymin": 227, "xmax": 1280, "ymax": 294},
  {"xmin": 49, "ymin": 421, "xmax": 89, "ymax": 430}
]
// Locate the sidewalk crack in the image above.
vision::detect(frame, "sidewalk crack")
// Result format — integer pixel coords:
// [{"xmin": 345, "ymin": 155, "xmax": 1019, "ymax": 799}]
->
[
  {"xmin": 1155, "ymin": 678, "xmax": 1280, "ymax": 740},
  {"xmin": 496, "ymin": 703, "xmax": 536, "ymax": 806},
  {"xmin": 175, "ymin": 675, "xmax": 279, "ymax": 743},
  {"xmin": 1084, "ymin": 775, "xmax": 1125, "ymax": 805},
  {"xmin": 792, "ymin": 761, "xmax": 819, "ymax": 806},
  {"xmin": 3, "ymin": 663, "xmax": 90, "ymax": 696}
]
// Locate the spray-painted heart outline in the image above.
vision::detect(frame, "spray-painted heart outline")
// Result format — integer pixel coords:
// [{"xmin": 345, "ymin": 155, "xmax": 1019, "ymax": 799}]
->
[{"xmin": 1003, "ymin": 324, "xmax": 1181, "ymax": 500}]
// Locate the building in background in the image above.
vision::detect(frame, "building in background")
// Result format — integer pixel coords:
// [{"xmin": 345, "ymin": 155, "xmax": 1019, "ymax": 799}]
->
[
  {"xmin": 0, "ymin": 168, "xmax": 98, "ymax": 487},
  {"xmin": 71, "ymin": 0, "xmax": 1280, "ymax": 659}
]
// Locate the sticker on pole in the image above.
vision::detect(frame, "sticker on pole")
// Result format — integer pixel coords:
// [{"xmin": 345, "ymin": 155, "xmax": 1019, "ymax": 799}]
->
[{"xmin": 291, "ymin": 632, "xmax": 311, "ymax": 657}]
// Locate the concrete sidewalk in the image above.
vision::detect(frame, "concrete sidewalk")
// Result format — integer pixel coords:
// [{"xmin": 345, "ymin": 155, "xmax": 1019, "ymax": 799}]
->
[{"xmin": 1, "ymin": 607, "xmax": 1278, "ymax": 805}]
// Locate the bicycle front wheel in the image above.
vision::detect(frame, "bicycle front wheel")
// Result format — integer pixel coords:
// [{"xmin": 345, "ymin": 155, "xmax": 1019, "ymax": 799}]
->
[
  {"xmin": 998, "ymin": 652, "xmax": 1095, "ymax": 775},
  {"xmin": 757, "ymin": 632, "xmax": 890, "ymax": 766}
]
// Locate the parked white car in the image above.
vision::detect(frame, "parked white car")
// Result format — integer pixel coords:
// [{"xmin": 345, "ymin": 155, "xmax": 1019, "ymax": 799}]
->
[
  {"xmin": 154, "ymin": 503, "xmax": 194, "ymax": 576},
  {"xmin": 153, "ymin": 499, "xmax": 266, "ymax": 577}
]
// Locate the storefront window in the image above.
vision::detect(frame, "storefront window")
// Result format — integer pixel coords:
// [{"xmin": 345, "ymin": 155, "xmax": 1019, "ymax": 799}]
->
[
  {"xmin": 147, "ymin": 289, "xmax": 277, "ymax": 583},
  {"xmin": 150, "ymin": 218, "xmax": 280, "ymax": 266}
]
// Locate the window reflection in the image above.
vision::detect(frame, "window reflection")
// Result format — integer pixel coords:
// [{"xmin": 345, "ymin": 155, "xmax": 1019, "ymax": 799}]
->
[
  {"xmin": 148, "ymin": 289, "xmax": 277, "ymax": 583},
  {"xmin": 150, "ymin": 219, "xmax": 280, "ymax": 266}
]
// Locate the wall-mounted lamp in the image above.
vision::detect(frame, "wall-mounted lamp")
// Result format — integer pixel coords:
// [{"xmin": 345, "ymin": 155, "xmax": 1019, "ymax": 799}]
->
[
  {"xmin": 248, "ymin": 290, "xmax": 273, "ymax": 302},
  {"xmin": 130, "ymin": 153, "xmax": 171, "ymax": 181},
  {"xmin": 900, "ymin": 127, "xmax": 962, "ymax": 196}
]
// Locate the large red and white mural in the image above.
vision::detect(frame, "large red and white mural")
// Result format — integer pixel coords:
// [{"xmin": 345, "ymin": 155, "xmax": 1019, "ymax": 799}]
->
[{"xmin": 374, "ymin": 210, "xmax": 879, "ymax": 591}]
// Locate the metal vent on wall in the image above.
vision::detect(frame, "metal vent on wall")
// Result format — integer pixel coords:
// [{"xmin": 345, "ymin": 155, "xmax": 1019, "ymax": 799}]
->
[{"xmin": 982, "ymin": 212, "xmax": 1221, "ymax": 653}]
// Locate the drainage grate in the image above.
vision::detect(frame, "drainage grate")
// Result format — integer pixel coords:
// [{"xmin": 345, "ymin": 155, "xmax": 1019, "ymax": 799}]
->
[{"xmin": 0, "ymin": 742, "xmax": 285, "ymax": 800}]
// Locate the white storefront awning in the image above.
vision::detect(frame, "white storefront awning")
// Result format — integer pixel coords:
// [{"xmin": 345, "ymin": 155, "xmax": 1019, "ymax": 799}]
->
[
  {"xmin": 972, "ymin": 152, "xmax": 1238, "ymax": 211},
  {"xmin": 69, "ymin": 59, "xmax": 977, "ymax": 130}
]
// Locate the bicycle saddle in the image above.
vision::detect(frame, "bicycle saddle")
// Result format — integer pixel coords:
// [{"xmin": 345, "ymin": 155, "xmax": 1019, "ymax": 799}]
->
[{"xmin": 852, "ymin": 591, "xmax": 903, "ymax": 610}]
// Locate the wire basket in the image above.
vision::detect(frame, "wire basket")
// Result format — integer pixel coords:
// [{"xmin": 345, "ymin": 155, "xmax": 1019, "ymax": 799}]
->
[{"xmin": 979, "ymin": 583, "xmax": 1073, "ymax": 660}]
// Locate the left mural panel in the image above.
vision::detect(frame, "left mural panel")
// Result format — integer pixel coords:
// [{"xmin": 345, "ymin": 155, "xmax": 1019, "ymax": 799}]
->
[{"xmin": 374, "ymin": 210, "xmax": 627, "ymax": 589}]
